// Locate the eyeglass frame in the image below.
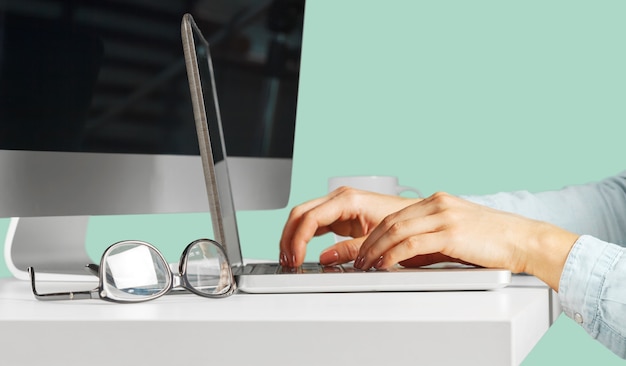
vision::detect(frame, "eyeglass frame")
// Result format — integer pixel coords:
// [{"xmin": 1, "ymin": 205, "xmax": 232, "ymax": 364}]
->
[{"xmin": 28, "ymin": 238, "xmax": 237, "ymax": 303}]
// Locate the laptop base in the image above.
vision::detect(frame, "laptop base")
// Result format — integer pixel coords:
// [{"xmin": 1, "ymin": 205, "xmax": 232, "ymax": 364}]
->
[{"xmin": 236, "ymin": 263, "xmax": 511, "ymax": 293}]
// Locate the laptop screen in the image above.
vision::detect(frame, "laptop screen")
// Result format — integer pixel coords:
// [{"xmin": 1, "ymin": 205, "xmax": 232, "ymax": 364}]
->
[{"xmin": 182, "ymin": 15, "xmax": 244, "ymax": 267}]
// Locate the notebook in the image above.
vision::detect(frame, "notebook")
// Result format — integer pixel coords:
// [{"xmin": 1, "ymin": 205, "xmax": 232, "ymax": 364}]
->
[{"xmin": 180, "ymin": 13, "xmax": 510, "ymax": 293}]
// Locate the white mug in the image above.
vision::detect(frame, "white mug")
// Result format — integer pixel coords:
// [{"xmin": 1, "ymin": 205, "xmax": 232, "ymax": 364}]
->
[
  {"xmin": 327, "ymin": 175, "xmax": 422, "ymax": 242},
  {"xmin": 328, "ymin": 175, "xmax": 422, "ymax": 198}
]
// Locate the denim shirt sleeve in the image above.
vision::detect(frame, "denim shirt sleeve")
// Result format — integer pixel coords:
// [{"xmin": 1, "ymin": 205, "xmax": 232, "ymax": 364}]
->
[
  {"xmin": 461, "ymin": 171, "xmax": 626, "ymax": 358},
  {"xmin": 461, "ymin": 171, "xmax": 626, "ymax": 244},
  {"xmin": 559, "ymin": 235, "xmax": 626, "ymax": 358}
]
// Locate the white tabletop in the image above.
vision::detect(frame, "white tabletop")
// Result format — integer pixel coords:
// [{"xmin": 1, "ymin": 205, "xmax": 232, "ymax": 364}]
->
[{"xmin": 0, "ymin": 276, "xmax": 551, "ymax": 366}]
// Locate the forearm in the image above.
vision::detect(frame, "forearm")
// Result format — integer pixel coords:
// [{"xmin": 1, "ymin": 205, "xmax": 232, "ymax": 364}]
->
[{"xmin": 462, "ymin": 171, "xmax": 626, "ymax": 245}]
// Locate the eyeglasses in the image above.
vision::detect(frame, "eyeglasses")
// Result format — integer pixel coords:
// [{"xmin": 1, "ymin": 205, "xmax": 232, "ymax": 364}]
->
[{"xmin": 28, "ymin": 238, "xmax": 236, "ymax": 303}]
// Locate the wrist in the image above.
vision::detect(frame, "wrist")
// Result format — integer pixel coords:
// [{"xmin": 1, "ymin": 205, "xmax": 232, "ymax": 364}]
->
[{"xmin": 522, "ymin": 221, "xmax": 579, "ymax": 291}]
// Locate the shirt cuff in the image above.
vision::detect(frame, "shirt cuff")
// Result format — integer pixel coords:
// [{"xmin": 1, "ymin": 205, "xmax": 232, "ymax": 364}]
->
[{"xmin": 558, "ymin": 235, "xmax": 623, "ymax": 337}]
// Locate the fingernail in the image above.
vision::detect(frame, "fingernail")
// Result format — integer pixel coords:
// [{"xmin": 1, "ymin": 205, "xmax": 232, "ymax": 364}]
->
[
  {"xmin": 374, "ymin": 256, "xmax": 384, "ymax": 269},
  {"xmin": 279, "ymin": 252, "xmax": 288, "ymax": 266},
  {"xmin": 354, "ymin": 256, "xmax": 364, "ymax": 269},
  {"xmin": 320, "ymin": 250, "xmax": 339, "ymax": 265},
  {"xmin": 291, "ymin": 254, "xmax": 297, "ymax": 267}
]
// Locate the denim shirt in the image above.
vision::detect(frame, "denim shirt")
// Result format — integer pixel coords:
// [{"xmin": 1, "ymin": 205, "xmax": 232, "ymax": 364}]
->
[{"xmin": 462, "ymin": 171, "xmax": 626, "ymax": 358}]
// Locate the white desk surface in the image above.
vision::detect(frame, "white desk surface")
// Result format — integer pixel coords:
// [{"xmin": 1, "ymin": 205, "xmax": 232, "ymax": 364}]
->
[{"xmin": 0, "ymin": 275, "xmax": 551, "ymax": 366}]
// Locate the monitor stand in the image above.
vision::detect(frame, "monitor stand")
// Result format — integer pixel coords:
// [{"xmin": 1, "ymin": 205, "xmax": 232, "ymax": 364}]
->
[{"xmin": 4, "ymin": 216, "xmax": 97, "ymax": 281}]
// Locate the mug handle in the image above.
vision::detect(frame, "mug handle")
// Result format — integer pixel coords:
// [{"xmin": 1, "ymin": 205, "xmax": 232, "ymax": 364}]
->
[{"xmin": 396, "ymin": 185, "xmax": 423, "ymax": 198}]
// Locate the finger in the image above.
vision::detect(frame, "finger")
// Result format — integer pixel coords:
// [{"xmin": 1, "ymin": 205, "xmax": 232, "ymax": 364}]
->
[
  {"xmin": 358, "ymin": 195, "xmax": 440, "ymax": 259},
  {"xmin": 278, "ymin": 197, "xmax": 325, "ymax": 266},
  {"xmin": 319, "ymin": 236, "xmax": 366, "ymax": 266},
  {"xmin": 279, "ymin": 188, "xmax": 364, "ymax": 267},
  {"xmin": 357, "ymin": 208, "xmax": 442, "ymax": 270},
  {"xmin": 375, "ymin": 232, "xmax": 449, "ymax": 270},
  {"xmin": 280, "ymin": 188, "xmax": 355, "ymax": 241},
  {"xmin": 279, "ymin": 196, "xmax": 329, "ymax": 266},
  {"xmin": 289, "ymin": 199, "xmax": 357, "ymax": 266}
]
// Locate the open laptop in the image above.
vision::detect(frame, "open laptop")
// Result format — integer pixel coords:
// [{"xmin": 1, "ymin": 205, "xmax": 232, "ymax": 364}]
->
[{"xmin": 181, "ymin": 13, "xmax": 511, "ymax": 293}]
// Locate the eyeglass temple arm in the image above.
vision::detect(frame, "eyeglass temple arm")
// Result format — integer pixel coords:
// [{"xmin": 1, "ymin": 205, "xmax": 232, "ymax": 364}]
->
[
  {"xmin": 85, "ymin": 263, "xmax": 99, "ymax": 276},
  {"xmin": 28, "ymin": 267, "xmax": 99, "ymax": 301}
]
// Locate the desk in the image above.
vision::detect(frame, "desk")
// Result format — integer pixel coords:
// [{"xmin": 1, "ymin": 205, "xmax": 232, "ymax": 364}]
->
[{"xmin": 0, "ymin": 276, "xmax": 551, "ymax": 366}]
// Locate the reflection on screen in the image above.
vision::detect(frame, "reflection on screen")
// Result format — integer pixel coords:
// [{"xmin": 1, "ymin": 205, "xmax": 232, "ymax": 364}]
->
[
  {"xmin": 0, "ymin": 0, "xmax": 304, "ymax": 158},
  {"xmin": 195, "ymin": 44, "xmax": 225, "ymax": 165}
]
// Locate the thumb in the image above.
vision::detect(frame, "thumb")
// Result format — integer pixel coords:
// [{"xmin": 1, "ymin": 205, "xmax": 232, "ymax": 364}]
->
[{"xmin": 319, "ymin": 236, "xmax": 366, "ymax": 266}]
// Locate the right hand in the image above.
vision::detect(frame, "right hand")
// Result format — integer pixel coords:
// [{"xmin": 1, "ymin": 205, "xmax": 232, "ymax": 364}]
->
[{"xmin": 278, "ymin": 187, "xmax": 420, "ymax": 267}]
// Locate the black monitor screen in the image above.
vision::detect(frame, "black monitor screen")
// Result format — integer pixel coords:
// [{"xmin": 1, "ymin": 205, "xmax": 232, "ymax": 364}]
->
[{"xmin": 0, "ymin": 0, "xmax": 304, "ymax": 158}]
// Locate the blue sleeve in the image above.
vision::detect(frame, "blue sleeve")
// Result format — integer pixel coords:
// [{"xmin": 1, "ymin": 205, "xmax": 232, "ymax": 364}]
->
[
  {"xmin": 461, "ymin": 171, "xmax": 626, "ymax": 244},
  {"xmin": 461, "ymin": 171, "xmax": 626, "ymax": 358},
  {"xmin": 559, "ymin": 235, "xmax": 626, "ymax": 358}
]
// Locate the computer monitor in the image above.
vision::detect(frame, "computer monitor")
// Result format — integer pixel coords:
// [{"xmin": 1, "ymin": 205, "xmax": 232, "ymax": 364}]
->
[{"xmin": 0, "ymin": 0, "xmax": 305, "ymax": 280}]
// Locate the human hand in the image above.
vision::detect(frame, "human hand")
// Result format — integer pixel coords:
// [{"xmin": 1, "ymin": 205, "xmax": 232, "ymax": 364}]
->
[
  {"xmin": 353, "ymin": 192, "xmax": 579, "ymax": 290},
  {"xmin": 279, "ymin": 187, "xmax": 420, "ymax": 267}
]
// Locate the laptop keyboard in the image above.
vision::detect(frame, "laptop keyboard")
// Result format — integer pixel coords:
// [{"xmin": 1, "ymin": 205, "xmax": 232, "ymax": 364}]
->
[
  {"xmin": 284, "ymin": 263, "xmax": 343, "ymax": 274},
  {"xmin": 250, "ymin": 262, "xmax": 375, "ymax": 275}
]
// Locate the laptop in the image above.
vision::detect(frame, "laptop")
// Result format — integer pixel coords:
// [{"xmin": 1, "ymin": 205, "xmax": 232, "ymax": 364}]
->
[{"xmin": 180, "ymin": 13, "xmax": 511, "ymax": 293}]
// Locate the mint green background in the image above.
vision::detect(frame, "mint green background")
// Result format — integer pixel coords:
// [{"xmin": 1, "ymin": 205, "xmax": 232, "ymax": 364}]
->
[{"xmin": 1, "ymin": 1, "xmax": 625, "ymax": 364}]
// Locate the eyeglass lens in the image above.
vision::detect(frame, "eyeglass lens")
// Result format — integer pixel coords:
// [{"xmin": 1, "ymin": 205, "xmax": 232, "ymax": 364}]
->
[
  {"xmin": 183, "ymin": 240, "xmax": 232, "ymax": 296},
  {"xmin": 101, "ymin": 242, "xmax": 171, "ymax": 301}
]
